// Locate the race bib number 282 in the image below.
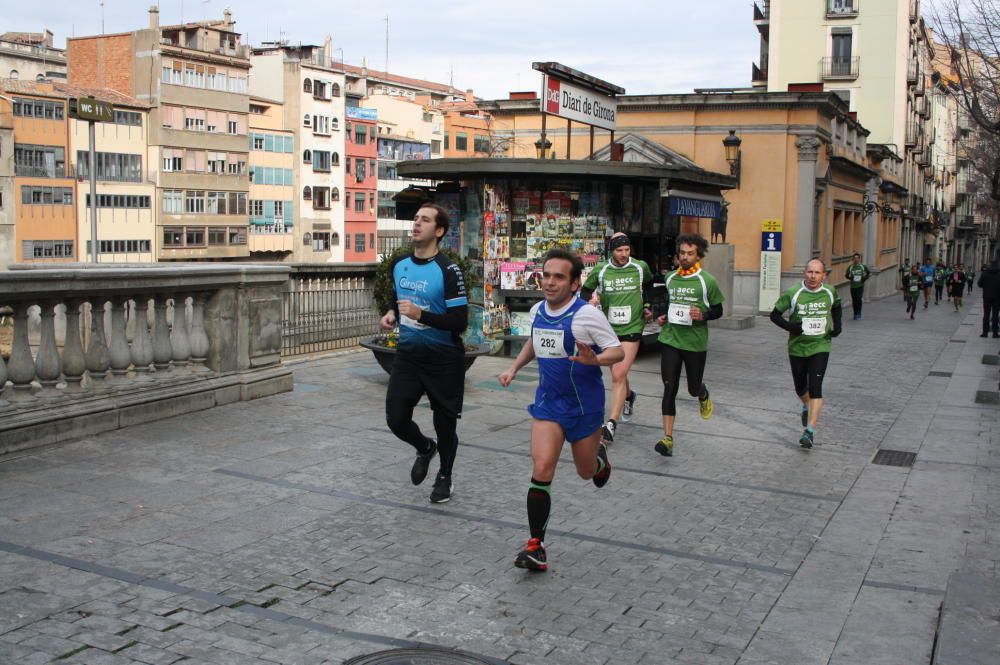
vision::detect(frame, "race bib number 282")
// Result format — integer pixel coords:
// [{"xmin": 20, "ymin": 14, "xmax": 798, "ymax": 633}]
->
[{"xmin": 533, "ymin": 328, "xmax": 567, "ymax": 358}]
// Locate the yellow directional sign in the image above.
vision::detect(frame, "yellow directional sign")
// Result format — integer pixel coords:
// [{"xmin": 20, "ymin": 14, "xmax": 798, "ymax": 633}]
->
[{"xmin": 761, "ymin": 219, "xmax": 783, "ymax": 232}]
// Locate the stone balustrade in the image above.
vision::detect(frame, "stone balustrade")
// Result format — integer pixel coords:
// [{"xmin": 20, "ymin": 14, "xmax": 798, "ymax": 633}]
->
[{"xmin": 0, "ymin": 264, "xmax": 293, "ymax": 455}]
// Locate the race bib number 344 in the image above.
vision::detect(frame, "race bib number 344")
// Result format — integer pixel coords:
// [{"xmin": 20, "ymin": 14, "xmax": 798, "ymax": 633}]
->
[{"xmin": 533, "ymin": 328, "xmax": 567, "ymax": 358}]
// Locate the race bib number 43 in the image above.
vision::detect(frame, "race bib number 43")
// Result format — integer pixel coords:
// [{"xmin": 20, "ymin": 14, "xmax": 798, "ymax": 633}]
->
[
  {"xmin": 533, "ymin": 328, "xmax": 567, "ymax": 358},
  {"xmin": 801, "ymin": 316, "xmax": 827, "ymax": 336},
  {"xmin": 667, "ymin": 303, "xmax": 693, "ymax": 326}
]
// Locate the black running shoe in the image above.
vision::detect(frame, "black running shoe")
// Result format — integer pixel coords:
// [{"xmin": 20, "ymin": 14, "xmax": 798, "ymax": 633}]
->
[
  {"xmin": 654, "ymin": 435, "xmax": 674, "ymax": 457},
  {"xmin": 593, "ymin": 442, "xmax": 611, "ymax": 488},
  {"xmin": 429, "ymin": 471, "xmax": 452, "ymax": 503},
  {"xmin": 514, "ymin": 538, "xmax": 547, "ymax": 571},
  {"xmin": 410, "ymin": 439, "xmax": 437, "ymax": 485},
  {"xmin": 621, "ymin": 390, "xmax": 637, "ymax": 422}
]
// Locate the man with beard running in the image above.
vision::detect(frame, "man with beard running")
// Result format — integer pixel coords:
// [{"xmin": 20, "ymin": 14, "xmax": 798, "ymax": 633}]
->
[
  {"xmin": 653, "ymin": 234, "xmax": 724, "ymax": 458},
  {"xmin": 499, "ymin": 248, "xmax": 623, "ymax": 572}
]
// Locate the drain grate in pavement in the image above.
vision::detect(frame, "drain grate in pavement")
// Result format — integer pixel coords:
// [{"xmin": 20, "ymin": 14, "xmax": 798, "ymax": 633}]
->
[
  {"xmin": 344, "ymin": 649, "xmax": 505, "ymax": 665},
  {"xmin": 949, "ymin": 339, "xmax": 966, "ymax": 343},
  {"xmin": 928, "ymin": 371, "xmax": 953, "ymax": 377},
  {"xmin": 872, "ymin": 449, "xmax": 917, "ymax": 467}
]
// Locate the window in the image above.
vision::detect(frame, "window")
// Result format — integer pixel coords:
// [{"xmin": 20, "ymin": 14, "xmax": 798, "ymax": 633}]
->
[
  {"xmin": 354, "ymin": 125, "xmax": 367, "ymax": 144},
  {"xmin": 332, "ymin": 83, "xmax": 341, "ymax": 97},
  {"xmin": 14, "ymin": 144, "xmax": 66, "ymax": 177},
  {"xmin": 331, "ymin": 187, "xmax": 340, "ymax": 202},
  {"xmin": 185, "ymin": 191, "xmax": 206, "ymax": 214},
  {"xmin": 303, "ymin": 186, "xmax": 312, "ymax": 201},
  {"xmin": 273, "ymin": 200, "xmax": 284, "ymax": 218},
  {"xmin": 250, "ymin": 199, "xmax": 264, "ymax": 217},
  {"xmin": 474, "ymin": 135, "xmax": 490, "ymax": 153},
  {"xmin": 85, "ymin": 194, "xmax": 151, "ymax": 208},
  {"xmin": 332, "ymin": 117, "xmax": 339, "ymax": 131},
  {"xmin": 22, "ymin": 239, "xmax": 74, "ymax": 259},
  {"xmin": 229, "ymin": 227, "xmax": 247, "ymax": 245},
  {"xmin": 312, "ymin": 232, "xmax": 330, "ymax": 251},
  {"xmin": 354, "ymin": 192, "xmax": 366, "ymax": 212},
  {"xmin": 444, "ymin": 132, "xmax": 449, "ymax": 150},
  {"xmin": 12, "ymin": 98, "xmax": 64, "ymax": 120},
  {"xmin": 313, "ymin": 187, "xmax": 331, "ymax": 209},
  {"xmin": 346, "ymin": 157, "xmax": 352, "ymax": 173},
  {"xmin": 303, "ymin": 114, "xmax": 311, "ymax": 128},
  {"xmin": 313, "ymin": 80, "xmax": 327, "ymax": 99},
  {"xmin": 455, "ymin": 132, "xmax": 468, "ymax": 151},
  {"xmin": 369, "ymin": 233, "xmax": 376, "ymax": 249},
  {"xmin": 185, "ymin": 116, "xmax": 205, "ymax": 131},
  {"xmin": 163, "ymin": 154, "xmax": 182, "ymax": 172},
  {"xmin": 114, "ymin": 110, "xmax": 142, "ymax": 126},
  {"xmin": 9, "ymin": 69, "xmax": 18, "ymax": 80},
  {"xmin": 208, "ymin": 227, "xmax": 227, "ymax": 245},
  {"xmin": 303, "ymin": 79, "xmax": 313, "ymax": 94},
  {"xmin": 355, "ymin": 159, "xmax": 366, "ymax": 182},
  {"xmin": 313, "ymin": 150, "xmax": 331, "ymax": 171},
  {"xmin": 332, "ymin": 152, "xmax": 340, "ymax": 167},
  {"xmin": 163, "ymin": 227, "xmax": 184, "ymax": 247},
  {"xmin": 313, "ymin": 115, "xmax": 329, "ymax": 134},
  {"xmin": 370, "ymin": 126, "xmax": 376, "ymax": 140},
  {"xmin": 163, "ymin": 190, "xmax": 183, "ymax": 214},
  {"xmin": 303, "ymin": 149, "xmax": 312, "ymax": 163},
  {"xmin": 369, "ymin": 160, "xmax": 376, "ymax": 176},
  {"xmin": 831, "ymin": 29, "xmax": 853, "ymax": 75},
  {"xmin": 355, "ymin": 233, "xmax": 366, "ymax": 253},
  {"xmin": 186, "ymin": 227, "xmax": 206, "ymax": 246},
  {"xmin": 21, "ymin": 186, "xmax": 73, "ymax": 205},
  {"xmin": 228, "ymin": 120, "xmax": 238, "ymax": 135},
  {"xmin": 76, "ymin": 152, "xmax": 142, "ymax": 182},
  {"xmin": 253, "ymin": 135, "xmax": 265, "ymax": 150}
]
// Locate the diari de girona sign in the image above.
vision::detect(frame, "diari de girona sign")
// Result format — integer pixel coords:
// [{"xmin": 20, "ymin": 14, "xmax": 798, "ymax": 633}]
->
[{"xmin": 542, "ymin": 75, "xmax": 617, "ymax": 132}]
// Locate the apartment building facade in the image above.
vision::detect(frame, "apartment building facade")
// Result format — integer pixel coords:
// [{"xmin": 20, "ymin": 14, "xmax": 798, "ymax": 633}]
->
[
  {"xmin": 251, "ymin": 42, "xmax": 347, "ymax": 262},
  {"xmin": 344, "ymin": 106, "xmax": 377, "ymax": 262},
  {"xmin": 247, "ymin": 97, "xmax": 295, "ymax": 260},
  {"xmin": 0, "ymin": 30, "xmax": 67, "ymax": 82},
  {"xmin": 0, "ymin": 99, "xmax": 13, "ymax": 268},
  {"xmin": 67, "ymin": 7, "xmax": 251, "ymax": 261}
]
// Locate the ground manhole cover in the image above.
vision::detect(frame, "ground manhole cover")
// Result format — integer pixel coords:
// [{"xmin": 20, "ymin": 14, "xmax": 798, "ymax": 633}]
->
[
  {"xmin": 872, "ymin": 449, "xmax": 917, "ymax": 467},
  {"xmin": 343, "ymin": 648, "xmax": 503, "ymax": 665}
]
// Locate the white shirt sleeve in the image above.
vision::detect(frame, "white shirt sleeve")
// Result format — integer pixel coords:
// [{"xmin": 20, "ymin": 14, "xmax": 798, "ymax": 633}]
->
[{"xmin": 572, "ymin": 304, "xmax": 622, "ymax": 350}]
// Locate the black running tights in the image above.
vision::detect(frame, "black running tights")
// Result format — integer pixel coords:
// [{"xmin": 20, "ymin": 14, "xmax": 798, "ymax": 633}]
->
[
  {"xmin": 660, "ymin": 344, "xmax": 708, "ymax": 416},
  {"xmin": 789, "ymin": 352, "xmax": 829, "ymax": 400}
]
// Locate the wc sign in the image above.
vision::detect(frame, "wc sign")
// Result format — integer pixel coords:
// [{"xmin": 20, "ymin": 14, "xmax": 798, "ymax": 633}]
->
[{"xmin": 758, "ymin": 219, "xmax": 783, "ymax": 312}]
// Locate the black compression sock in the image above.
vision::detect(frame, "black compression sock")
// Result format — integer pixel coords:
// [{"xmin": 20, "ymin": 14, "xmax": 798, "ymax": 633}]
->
[{"xmin": 527, "ymin": 478, "xmax": 551, "ymax": 542}]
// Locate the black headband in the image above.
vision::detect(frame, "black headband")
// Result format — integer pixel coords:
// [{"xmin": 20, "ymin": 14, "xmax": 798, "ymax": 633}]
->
[{"xmin": 609, "ymin": 235, "xmax": 631, "ymax": 250}]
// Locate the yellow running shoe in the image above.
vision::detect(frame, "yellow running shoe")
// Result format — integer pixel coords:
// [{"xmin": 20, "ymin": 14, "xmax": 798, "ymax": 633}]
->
[
  {"xmin": 699, "ymin": 396, "xmax": 714, "ymax": 420},
  {"xmin": 654, "ymin": 435, "xmax": 673, "ymax": 457}
]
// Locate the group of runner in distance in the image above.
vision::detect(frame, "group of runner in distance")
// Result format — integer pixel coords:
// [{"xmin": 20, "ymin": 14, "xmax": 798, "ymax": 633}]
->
[{"xmin": 380, "ymin": 204, "xmax": 848, "ymax": 572}]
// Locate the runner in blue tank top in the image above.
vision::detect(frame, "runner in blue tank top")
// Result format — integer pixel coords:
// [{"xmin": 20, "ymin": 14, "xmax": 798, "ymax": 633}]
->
[{"xmin": 499, "ymin": 248, "xmax": 623, "ymax": 572}]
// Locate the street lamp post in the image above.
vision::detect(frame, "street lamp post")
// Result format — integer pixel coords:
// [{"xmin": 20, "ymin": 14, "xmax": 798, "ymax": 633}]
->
[{"xmin": 723, "ymin": 130, "xmax": 742, "ymax": 187}]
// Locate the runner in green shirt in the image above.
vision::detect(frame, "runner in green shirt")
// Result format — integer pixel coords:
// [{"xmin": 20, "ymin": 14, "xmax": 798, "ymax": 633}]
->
[
  {"xmin": 581, "ymin": 232, "xmax": 653, "ymax": 445},
  {"xmin": 844, "ymin": 253, "xmax": 870, "ymax": 320},
  {"xmin": 653, "ymin": 233, "xmax": 724, "ymax": 457},
  {"xmin": 770, "ymin": 258, "xmax": 842, "ymax": 449}
]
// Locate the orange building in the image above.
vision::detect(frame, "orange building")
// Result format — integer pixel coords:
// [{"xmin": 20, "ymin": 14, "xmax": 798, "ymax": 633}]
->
[
  {"xmin": 438, "ymin": 91, "xmax": 494, "ymax": 158},
  {"xmin": 344, "ymin": 106, "xmax": 377, "ymax": 262}
]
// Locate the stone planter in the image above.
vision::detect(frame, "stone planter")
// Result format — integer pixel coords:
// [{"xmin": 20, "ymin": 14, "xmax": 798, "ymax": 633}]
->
[{"xmin": 359, "ymin": 335, "xmax": 492, "ymax": 374}]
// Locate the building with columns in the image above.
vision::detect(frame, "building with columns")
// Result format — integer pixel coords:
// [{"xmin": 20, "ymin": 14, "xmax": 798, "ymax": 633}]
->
[{"xmin": 483, "ymin": 91, "xmax": 901, "ymax": 314}]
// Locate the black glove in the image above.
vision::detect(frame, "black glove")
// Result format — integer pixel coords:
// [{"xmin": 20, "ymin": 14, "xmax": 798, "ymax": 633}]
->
[
  {"xmin": 831, "ymin": 326, "xmax": 842, "ymax": 338},
  {"xmin": 789, "ymin": 322, "xmax": 803, "ymax": 335}
]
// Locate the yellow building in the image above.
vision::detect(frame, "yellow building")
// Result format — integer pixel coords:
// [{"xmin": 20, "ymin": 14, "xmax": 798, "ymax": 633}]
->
[
  {"xmin": 484, "ymin": 90, "xmax": 902, "ymax": 313},
  {"xmin": 247, "ymin": 97, "xmax": 296, "ymax": 260}
]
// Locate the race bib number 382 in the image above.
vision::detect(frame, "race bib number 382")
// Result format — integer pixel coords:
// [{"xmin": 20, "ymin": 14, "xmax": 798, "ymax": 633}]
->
[{"xmin": 533, "ymin": 328, "xmax": 567, "ymax": 358}]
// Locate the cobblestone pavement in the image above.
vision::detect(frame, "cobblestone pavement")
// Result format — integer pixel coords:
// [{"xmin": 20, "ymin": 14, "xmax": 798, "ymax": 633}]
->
[{"xmin": 1, "ymin": 292, "xmax": 997, "ymax": 665}]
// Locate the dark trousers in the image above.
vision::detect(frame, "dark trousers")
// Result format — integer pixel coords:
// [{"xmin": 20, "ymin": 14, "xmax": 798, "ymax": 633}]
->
[
  {"xmin": 850, "ymin": 288, "xmax": 863, "ymax": 317},
  {"xmin": 984, "ymin": 299, "xmax": 1000, "ymax": 335}
]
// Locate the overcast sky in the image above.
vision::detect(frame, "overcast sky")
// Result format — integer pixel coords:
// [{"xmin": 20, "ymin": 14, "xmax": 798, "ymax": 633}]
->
[{"xmin": 21, "ymin": 0, "xmax": 761, "ymax": 99}]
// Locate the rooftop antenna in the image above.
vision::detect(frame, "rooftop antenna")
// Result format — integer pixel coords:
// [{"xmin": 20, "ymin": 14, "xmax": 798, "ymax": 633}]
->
[
  {"xmin": 100, "ymin": 1, "xmax": 105, "ymax": 34},
  {"xmin": 384, "ymin": 15, "xmax": 389, "ymax": 73}
]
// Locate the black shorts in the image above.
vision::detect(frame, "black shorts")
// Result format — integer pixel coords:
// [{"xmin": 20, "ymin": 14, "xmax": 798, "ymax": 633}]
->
[
  {"xmin": 789, "ymin": 353, "xmax": 829, "ymax": 399},
  {"xmin": 617, "ymin": 332, "xmax": 642, "ymax": 343},
  {"xmin": 386, "ymin": 353, "xmax": 465, "ymax": 420}
]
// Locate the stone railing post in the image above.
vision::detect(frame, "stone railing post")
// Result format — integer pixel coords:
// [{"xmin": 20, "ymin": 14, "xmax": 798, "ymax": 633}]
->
[
  {"xmin": 152, "ymin": 296, "xmax": 173, "ymax": 373},
  {"xmin": 7, "ymin": 302, "xmax": 36, "ymax": 403},
  {"xmin": 170, "ymin": 296, "xmax": 191, "ymax": 371},
  {"xmin": 85, "ymin": 299, "xmax": 111, "ymax": 388},
  {"xmin": 61, "ymin": 299, "xmax": 87, "ymax": 393},
  {"xmin": 34, "ymin": 301, "xmax": 62, "ymax": 399},
  {"xmin": 108, "ymin": 297, "xmax": 132, "ymax": 387},
  {"xmin": 131, "ymin": 297, "xmax": 154, "ymax": 380}
]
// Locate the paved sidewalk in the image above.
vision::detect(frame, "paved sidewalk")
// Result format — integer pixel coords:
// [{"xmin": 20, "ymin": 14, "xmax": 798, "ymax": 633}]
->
[{"xmin": 0, "ymin": 292, "xmax": 997, "ymax": 665}]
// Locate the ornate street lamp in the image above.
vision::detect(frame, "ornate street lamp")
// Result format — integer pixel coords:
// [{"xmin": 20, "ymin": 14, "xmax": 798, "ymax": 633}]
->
[
  {"xmin": 723, "ymin": 130, "xmax": 742, "ymax": 187},
  {"xmin": 534, "ymin": 136, "xmax": 552, "ymax": 160}
]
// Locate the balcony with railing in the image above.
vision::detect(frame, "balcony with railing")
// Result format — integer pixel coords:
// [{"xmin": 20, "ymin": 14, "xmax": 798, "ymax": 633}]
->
[
  {"xmin": 905, "ymin": 122, "xmax": 923, "ymax": 148},
  {"xmin": 752, "ymin": 62, "xmax": 768, "ymax": 85},
  {"xmin": 821, "ymin": 56, "xmax": 859, "ymax": 80},
  {"xmin": 826, "ymin": 0, "xmax": 859, "ymax": 18},
  {"xmin": 957, "ymin": 215, "xmax": 976, "ymax": 230},
  {"xmin": 753, "ymin": 1, "xmax": 770, "ymax": 24},
  {"xmin": 907, "ymin": 60, "xmax": 919, "ymax": 85}
]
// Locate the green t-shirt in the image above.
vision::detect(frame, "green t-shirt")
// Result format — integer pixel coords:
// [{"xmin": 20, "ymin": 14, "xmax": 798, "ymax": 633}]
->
[
  {"xmin": 845, "ymin": 263, "xmax": 869, "ymax": 288},
  {"xmin": 657, "ymin": 268, "xmax": 724, "ymax": 352},
  {"xmin": 582, "ymin": 258, "xmax": 652, "ymax": 336},
  {"xmin": 934, "ymin": 267, "xmax": 947, "ymax": 285},
  {"xmin": 773, "ymin": 282, "xmax": 840, "ymax": 357}
]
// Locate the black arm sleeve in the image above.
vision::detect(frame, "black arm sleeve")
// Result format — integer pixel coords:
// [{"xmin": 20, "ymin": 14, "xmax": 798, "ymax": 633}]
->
[
  {"xmin": 642, "ymin": 278, "xmax": 654, "ymax": 306},
  {"xmin": 705, "ymin": 303, "xmax": 724, "ymax": 321},
  {"xmin": 419, "ymin": 305, "xmax": 469, "ymax": 333},
  {"xmin": 579, "ymin": 286, "xmax": 595, "ymax": 301},
  {"xmin": 770, "ymin": 308, "xmax": 799, "ymax": 333},
  {"xmin": 831, "ymin": 303, "xmax": 843, "ymax": 335},
  {"xmin": 386, "ymin": 255, "xmax": 402, "ymax": 318}
]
